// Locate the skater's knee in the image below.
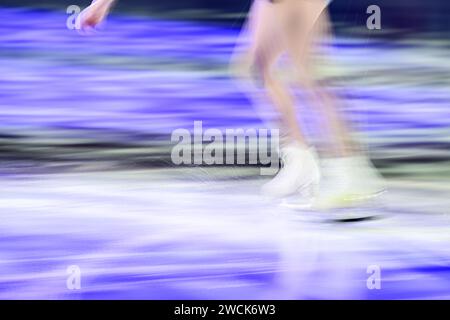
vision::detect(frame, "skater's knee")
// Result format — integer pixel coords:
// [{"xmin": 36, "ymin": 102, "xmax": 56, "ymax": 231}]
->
[
  {"xmin": 229, "ymin": 58, "xmax": 263, "ymax": 88},
  {"xmin": 248, "ymin": 58, "xmax": 281, "ymax": 92},
  {"xmin": 229, "ymin": 51, "xmax": 275, "ymax": 89}
]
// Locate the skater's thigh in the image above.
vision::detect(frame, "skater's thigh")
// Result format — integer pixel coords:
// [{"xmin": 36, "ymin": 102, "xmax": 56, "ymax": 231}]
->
[
  {"xmin": 238, "ymin": 0, "xmax": 285, "ymax": 69},
  {"xmin": 277, "ymin": 0, "xmax": 331, "ymax": 73}
]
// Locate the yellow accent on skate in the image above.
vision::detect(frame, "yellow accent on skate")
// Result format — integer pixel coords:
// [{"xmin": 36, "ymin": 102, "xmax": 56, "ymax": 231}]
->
[{"xmin": 313, "ymin": 190, "xmax": 386, "ymax": 210}]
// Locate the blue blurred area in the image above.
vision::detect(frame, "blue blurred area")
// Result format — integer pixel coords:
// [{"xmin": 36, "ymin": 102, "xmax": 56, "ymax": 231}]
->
[{"xmin": 0, "ymin": 5, "xmax": 448, "ymax": 176}]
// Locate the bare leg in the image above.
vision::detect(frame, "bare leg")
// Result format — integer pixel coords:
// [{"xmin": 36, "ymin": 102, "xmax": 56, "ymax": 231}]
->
[
  {"xmin": 232, "ymin": 0, "xmax": 323, "ymax": 198},
  {"xmin": 277, "ymin": 0, "xmax": 356, "ymax": 157},
  {"xmin": 272, "ymin": 1, "xmax": 385, "ymax": 208},
  {"xmin": 233, "ymin": 0, "xmax": 308, "ymax": 146},
  {"xmin": 233, "ymin": 0, "xmax": 355, "ymax": 153}
]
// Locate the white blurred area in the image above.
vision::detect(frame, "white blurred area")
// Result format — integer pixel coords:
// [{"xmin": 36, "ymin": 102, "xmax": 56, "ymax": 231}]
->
[{"xmin": 1, "ymin": 168, "xmax": 449, "ymax": 299}]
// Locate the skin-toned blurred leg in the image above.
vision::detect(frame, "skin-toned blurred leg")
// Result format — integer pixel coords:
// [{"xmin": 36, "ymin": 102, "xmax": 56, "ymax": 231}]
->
[
  {"xmin": 235, "ymin": 0, "xmax": 309, "ymax": 146},
  {"xmin": 273, "ymin": 1, "xmax": 385, "ymax": 208},
  {"xmin": 232, "ymin": 0, "xmax": 324, "ymax": 198},
  {"xmin": 277, "ymin": 0, "xmax": 356, "ymax": 157},
  {"xmin": 234, "ymin": 0, "xmax": 356, "ymax": 155}
]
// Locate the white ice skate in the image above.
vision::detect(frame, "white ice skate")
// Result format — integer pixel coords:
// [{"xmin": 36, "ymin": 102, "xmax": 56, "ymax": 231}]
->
[
  {"xmin": 261, "ymin": 143, "xmax": 321, "ymax": 200},
  {"xmin": 312, "ymin": 155, "xmax": 386, "ymax": 211}
]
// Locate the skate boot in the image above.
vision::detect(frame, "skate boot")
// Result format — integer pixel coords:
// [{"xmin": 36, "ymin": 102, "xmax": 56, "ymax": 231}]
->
[
  {"xmin": 312, "ymin": 155, "xmax": 386, "ymax": 211},
  {"xmin": 261, "ymin": 142, "xmax": 321, "ymax": 199}
]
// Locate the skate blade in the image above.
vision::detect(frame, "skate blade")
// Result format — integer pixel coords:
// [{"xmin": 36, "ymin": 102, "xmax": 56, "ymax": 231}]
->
[
  {"xmin": 326, "ymin": 213, "xmax": 382, "ymax": 223},
  {"xmin": 312, "ymin": 189, "xmax": 387, "ymax": 211}
]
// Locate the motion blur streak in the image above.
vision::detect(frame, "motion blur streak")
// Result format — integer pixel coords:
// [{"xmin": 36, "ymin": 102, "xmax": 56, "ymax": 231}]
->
[{"xmin": 0, "ymin": 5, "xmax": 449, "ymax": 299}]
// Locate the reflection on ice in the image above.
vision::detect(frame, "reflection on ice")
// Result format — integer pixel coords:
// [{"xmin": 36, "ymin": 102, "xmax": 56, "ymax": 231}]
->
[{"xmin": 0, "ymin": 169, "xmax": 450, "ymax": 299}]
